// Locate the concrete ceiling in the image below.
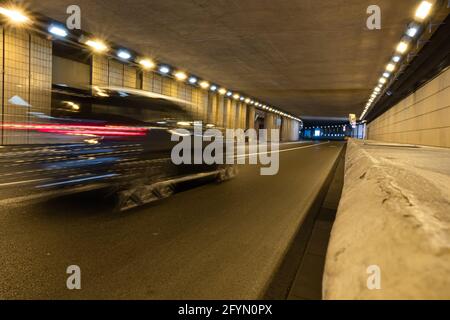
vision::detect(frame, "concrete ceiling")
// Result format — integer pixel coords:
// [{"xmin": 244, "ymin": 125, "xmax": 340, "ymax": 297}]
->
[{"xmin": 29, "ymin": 0, "xmax": 418, "ymax": 118}]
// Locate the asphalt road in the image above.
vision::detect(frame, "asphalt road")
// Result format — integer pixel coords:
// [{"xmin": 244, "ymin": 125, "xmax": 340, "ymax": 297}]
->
[{"xmin": 0, "ymin": 141, "xmax": 344, "ymax": 299}]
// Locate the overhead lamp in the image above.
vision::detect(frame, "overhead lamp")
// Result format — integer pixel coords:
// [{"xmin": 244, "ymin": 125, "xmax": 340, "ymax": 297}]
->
[
  {"xmin": 85, "ymin": 39, "xmax": 108, "ymax": 53},
  {"xmin": 210, "ymin": 85, "xmax": 217, "ymax": 91},
  {"xmin": 188, "ymin": 76, "xmax": 197, "ymax": 84},
  {"xmin": 218, "ymin": 88, "xmax": 227, "ymax": 95},
  {"xmin": 226, "ymin": 91, "xmax": 233, "ymax": 97},
  {"xmin": 383, "ymin": 72, "xmax": 390, "ymax": 78},
  {"xmin": 240, "ymin": 97, "xmax": 245, "ymax": 101},
  {"xmin": 392, "ymin": 56, "xmax": 401, "ymax": 63},
  {"xmin": 174, "ymin": 71, "xmax": 187, "ymax": 81},
  {"xmin": 139, "ymin": 59, "xmax": 155, "ymax": 70},
  {"xmin": 199, "ymin": 81, "xmax": 210, "ymax": 89},
  {"xmin": 233, "ymin": 93, "xmax": 240, "ymax": 100},
  {"xmin": 415, "ymin": 1, "xmax": 433, "ymax": 21},
  {"xmin": 117, "ymin": 50, "xmax": 131, "ymax": 60},
  {"xmin": 386, "ymin": 63, "xmax": 396, "ymax": 72},
  {"xmin": 406, "ymin": 24, "xmax": 419, "ymax": 38},
  {"xmin": 396, "ymin": 41, "xmax": 409, "ymax": 54},
  {"xmin": 379, "ymin": 77, "xmax": 387, "ymax": 84},
  {"xmin": 159, "ymin": 65, "xmax": 170, "ymax": 74},
  {"xmin": 245, "ymin": 98, "xmax": 251, "ymax": 103},
  {"xmin": 48, "ymin": 24, "xmax": 68, "ymax": 37},
  {"xmin": 0, "ymin": 6, "xmax": 29, "ymax": 24},
  {"xmin": 374, "ymin": 87, "xmax": 381, "ymax": 93}
]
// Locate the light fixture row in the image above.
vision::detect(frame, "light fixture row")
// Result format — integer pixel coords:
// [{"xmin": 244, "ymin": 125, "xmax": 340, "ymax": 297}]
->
[
  {"xmin": 0, "ymin": 4, "xmax": 301, "ymax": 122},
  {"xmin": 360, "ymin": 0, "xmax": 434, "ymax": 120}
]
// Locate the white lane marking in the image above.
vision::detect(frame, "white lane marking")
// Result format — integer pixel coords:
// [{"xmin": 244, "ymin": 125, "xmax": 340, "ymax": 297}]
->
[
  {"xmin": 0, "ymin": 178, "xmax": 48, "ymax": 187},
  {"xmin": 278, "ymin": 140, "xmax": 312, "ymax": 146},
  {"xmin": 234, "ymin": 141, "xmax": 330, "ymax": 158}
]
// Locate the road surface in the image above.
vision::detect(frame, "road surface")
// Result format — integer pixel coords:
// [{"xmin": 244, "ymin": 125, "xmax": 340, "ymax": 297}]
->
[{"xmin": 0, "ymin": 141, "xmax": 344, "ymax": 299}]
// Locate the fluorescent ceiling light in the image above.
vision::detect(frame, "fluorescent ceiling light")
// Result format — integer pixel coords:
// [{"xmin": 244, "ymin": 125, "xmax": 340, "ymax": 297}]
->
[
  {"xmin": 386, "ymin": 63, "xmax": 396, "ymax": 72},
  {"xmin": 199, "ymin": 81, "xmax": 210, "ymax": 89},
  {"xmin": 49, "ymin": 25, "xmax": 68, "ymax": 37},
  {"xmin": 188, "ymin": 76, "xmax": 197, "ymax": 84},
  {"xmin": 406, "ymin": 26, "xmax": 418, "ymax": 38},
  {"xmin": 415, "ymin": 1, "xmax": 433, "ymax": 20},
  {"xmin": 159, "ymin": 66, "xmax": 170, "ymax": 74},
  {"xmin": 0, "ymin": 6, "xmax": 29, "ymax": 24},
  {"xmin": 396, "ymin": 41, "xmax": 409, "ymax": 54},
  {"xmin": 85, "ymin": 39, "xmax": 108, "ymax": 52},
  {"xmin": 139, "ymin": 59, "xmax": 155, "ymax": 70},
  {"xmin": 174, "ymin": 71, "xmax": 187, "ymax": 81},
  {"xmin": 117, "ymin": 50, "xmax": 131, "ymax": 60}
]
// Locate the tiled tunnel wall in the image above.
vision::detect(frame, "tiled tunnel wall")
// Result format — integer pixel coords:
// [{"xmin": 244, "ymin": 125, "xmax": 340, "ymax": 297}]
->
[
  {"xmin": 91, "ymin": 50, "xmax": 295, "ymax": 141},
  {"xmin": 367, "ymin": 67, "xmax": 450, "ymax": 148},
  {"xmin": 0, "ymin": 27, "xmax": 52, "ymax": 145},
  {"xmin": 0, "ymin": 27, "xmax": 300, "ymax": 145}
]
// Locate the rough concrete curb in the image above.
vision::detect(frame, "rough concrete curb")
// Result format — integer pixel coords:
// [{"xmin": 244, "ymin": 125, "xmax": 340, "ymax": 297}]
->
[{"xmin": 323, "ymin": 139, "xmax": 450, "ymax": 299}]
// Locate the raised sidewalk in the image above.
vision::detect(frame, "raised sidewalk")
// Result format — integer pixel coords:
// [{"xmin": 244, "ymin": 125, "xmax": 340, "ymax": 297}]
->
[{"xmin": 323, "ymin": 139, "xmax": 450, "ymax": 299}]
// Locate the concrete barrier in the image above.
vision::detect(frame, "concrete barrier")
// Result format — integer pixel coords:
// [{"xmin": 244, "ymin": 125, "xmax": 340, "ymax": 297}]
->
[{"xmin": 323, "ymin": 139, "xmax": 450, "ymax": 299}]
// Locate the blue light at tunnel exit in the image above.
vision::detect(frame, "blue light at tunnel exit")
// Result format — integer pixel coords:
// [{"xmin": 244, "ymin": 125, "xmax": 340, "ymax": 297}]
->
[{"xmin": 314, "ymin": 129, "xmax": 321, "ymax": 137}]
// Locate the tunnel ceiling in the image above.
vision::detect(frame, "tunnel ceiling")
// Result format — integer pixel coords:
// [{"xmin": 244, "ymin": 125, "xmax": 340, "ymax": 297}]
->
[{"xmin": 30, "ymin": 0, "xmax": 418, "ymax": 119}]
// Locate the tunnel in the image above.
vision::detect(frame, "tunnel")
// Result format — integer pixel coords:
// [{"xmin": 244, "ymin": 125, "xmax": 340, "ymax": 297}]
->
[{"xmin": 0, "ymin": 0, "xmax": 449, "ymax": 306}]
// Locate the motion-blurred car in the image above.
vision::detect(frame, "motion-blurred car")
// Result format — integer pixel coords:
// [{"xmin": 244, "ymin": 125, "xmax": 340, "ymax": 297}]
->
[{"xmin": 0, "ymin": 85, "xmax": 237, "ymax": 211}]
